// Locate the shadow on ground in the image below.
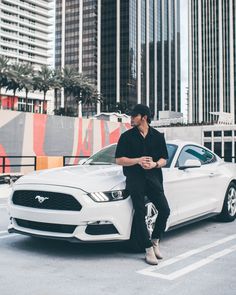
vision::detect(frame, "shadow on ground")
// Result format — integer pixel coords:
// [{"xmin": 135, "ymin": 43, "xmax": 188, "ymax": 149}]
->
[{"xmin": 3, "ymin": 217, "xmax": 220, "ymax": 259}]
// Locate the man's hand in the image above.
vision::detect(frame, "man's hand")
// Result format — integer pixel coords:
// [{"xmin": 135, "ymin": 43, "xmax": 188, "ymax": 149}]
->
[
  {"xmin": 139, "ymin": 157, "xmax": 156, "ymax": 169},
  {"xmin": 116, "ymin": 157, "xmax": 166, "ymax": 168},
  {"xmin": 138, "ymin": 156, "xmax": 152, "ymax": 166}
]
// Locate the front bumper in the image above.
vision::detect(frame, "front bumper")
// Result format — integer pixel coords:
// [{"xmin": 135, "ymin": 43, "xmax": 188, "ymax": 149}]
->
[{"xmin": 8, "ymin": 184, "xmax": 133, "ymax": 242}]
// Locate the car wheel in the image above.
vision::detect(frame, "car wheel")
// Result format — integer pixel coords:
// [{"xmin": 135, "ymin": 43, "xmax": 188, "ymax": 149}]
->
[
  {"xmin": 128, "ymin": 199, "xmax": 158, "ymax": 252},
  {"xmin": 218, "ymin": 182, "xmax": 236, "ymax": 222}
]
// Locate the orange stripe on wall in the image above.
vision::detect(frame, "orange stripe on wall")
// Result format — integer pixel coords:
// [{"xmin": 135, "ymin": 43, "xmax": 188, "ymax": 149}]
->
[
  {"xmin": 100, "ymin": 120, "xmax": 106, "ymax": 147},
  {"xmin": 33, "ymin": 113, "xmax": 47, "ymax": 156},
  {"xmin": 0, "ymin": 144, "xmax": 10, "ymax": 173},
  {"xmin": 109, "ymin": 127, "xmax": 120, "ymax": 144}
]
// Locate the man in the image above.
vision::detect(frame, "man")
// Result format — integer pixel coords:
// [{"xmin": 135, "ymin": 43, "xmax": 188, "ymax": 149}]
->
[{"xmin": 115, "ymin": 104, "xmax": 170, "ymax": 265}]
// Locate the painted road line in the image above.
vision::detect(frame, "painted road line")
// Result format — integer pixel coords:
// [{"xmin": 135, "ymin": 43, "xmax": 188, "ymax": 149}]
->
[
  {"xmin": 137, "ymin": 234, "xmax": 236, "ymax": 279},
  {"xmin": 138, "ymin": 245, "xmax": 236, "ymax": 280},
  {"xmin": 0, "ymin": 204, "xmax": 7, "ymax": 209},
  {"xmin": 138, "ymin": 234, "xmax": 236, "ymax": 273}
]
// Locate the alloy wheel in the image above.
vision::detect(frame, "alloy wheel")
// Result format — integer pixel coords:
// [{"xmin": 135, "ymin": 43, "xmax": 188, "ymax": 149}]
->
[{"xmin": 227, "ymin": 187, "xmax": 236, "ymax": 217}]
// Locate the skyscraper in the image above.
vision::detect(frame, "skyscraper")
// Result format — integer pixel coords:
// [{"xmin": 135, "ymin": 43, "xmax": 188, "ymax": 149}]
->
[
  {"xmin": 0, "ymin": 0, "xmax": 53, "ymax": 70},
  {"xmin": 56, "ymin": 0, "xmax": 181, "ymax": 118},
  {"xmin": 0, "ymin": 0, "xmax": 54, "ymax": 113},
  {"xmin": 189, "ymin": 0, "xmax": 236, "ymax": 124}
]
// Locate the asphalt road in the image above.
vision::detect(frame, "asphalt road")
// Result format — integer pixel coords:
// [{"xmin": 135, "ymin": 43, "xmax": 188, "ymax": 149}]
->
[{"xmin": 1, "ymin": 195, "xmax": 236, "ymax": 295}]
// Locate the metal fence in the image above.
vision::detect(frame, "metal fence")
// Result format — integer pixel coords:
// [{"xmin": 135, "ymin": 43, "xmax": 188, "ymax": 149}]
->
[
  {"xmin": 0, "ymin": 155, "xmax": 90, "ymax": 174},
  {"xmin": 63, "ymin": 156, "xmax": 89, "ymax": 167},
  {"xmin": 0, "ymin": 156, "xmax": 37, "ymax": 174}
]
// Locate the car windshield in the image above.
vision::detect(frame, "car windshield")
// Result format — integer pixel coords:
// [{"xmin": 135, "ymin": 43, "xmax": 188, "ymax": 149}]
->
[{"xmin": 85, "ymin": 143, "xmax": 177, "ymax": 167}]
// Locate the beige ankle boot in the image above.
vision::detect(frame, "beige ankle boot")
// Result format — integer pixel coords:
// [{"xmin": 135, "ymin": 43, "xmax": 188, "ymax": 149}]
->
[
  {"xmin": 152, "ymin": 239, "xmax": 163, "ymax": 259},
  {"xmin": 145, "ymin": 247, "xmax": 158, "ymax": 265}
]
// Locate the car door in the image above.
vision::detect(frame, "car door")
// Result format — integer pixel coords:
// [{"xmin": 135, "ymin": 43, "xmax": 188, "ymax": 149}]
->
[{"xmin": 170, "ymin": 145, "xmax": 222, "ymax": 223}]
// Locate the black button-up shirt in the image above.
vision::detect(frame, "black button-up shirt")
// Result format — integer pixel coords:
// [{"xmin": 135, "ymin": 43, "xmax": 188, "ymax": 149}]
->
[{"xmin": 115, "ymin": 126, "xmax": 168, "ymax": 182}]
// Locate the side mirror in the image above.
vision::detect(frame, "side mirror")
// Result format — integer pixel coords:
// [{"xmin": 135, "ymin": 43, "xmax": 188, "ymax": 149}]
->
[{"xmin": 178, "ymin": 159, "xmax": 201, "ymax": 170}]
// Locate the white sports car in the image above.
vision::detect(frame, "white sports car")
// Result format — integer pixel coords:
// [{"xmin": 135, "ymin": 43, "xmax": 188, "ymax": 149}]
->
[{"xmin": 8, "ymin": 140, "xmax": 236, "ymax": 250}]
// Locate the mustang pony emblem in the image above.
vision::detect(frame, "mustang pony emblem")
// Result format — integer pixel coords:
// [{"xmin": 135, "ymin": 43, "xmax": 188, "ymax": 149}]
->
[{"xmin": 35, "ymin": 195, "xmax": 49, "ymax": 204}]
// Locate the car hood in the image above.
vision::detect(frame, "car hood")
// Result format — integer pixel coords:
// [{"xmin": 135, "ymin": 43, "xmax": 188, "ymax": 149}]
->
[{"xmin": 14, "ymin": 165, "xmax": 126, "ymax": 193}]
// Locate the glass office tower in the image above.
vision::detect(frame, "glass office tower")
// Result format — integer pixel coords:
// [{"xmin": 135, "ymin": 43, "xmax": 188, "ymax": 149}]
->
[
  {"xmin": 189, "ymin": 0, "xmax": 236, "ymax": 124},
  {"xmin": 56, "ymin": 0, "xmax": 181, "ymax": 118}
]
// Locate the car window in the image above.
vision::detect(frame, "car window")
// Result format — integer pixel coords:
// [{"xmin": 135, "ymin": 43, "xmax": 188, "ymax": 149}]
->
[
  {"xmin": 86, "ymin": 143, "xmax": 177, "ymax": 167},
  {"xmin": 86, "ymin": 145, "xmax": 117, "ymax": 164},
  {"xmin": 176, "ymin": 145, "xmax": 216, "ymax": 167},
  {"xmin": 165, "ymin": 144, "xmax": 178, "ymax": 168}
]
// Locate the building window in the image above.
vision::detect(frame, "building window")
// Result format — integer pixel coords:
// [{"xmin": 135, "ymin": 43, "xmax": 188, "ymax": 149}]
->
[
  {"xmin": 224, "ymin": 130, "xmax": 232, "ymax": 137},
  {"xmin": 213, "ymin": 131, "xmax": 222, "ymax": 137},
  {"xmin": 18, "ymin": 98, "xmax": 43, "ymax": 113},
  {"xmin": 204, "ymin": 131, "xmax": 212, "ymax": 137},
  {"xmin": 224, "ymin": 142, "xmax": 232, "ymax": 162}
]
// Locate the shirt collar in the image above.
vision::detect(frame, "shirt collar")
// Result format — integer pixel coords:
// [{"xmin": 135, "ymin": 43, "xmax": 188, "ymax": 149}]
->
[{"xmin": 134, "ymin": 126, "xmax": 153, "ymax": 137}]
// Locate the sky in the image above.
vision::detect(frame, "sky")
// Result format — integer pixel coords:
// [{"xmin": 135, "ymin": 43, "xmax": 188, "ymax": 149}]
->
[{"xmin": 180, "ymin": 0, "xmax": 189, "ymax": 120}]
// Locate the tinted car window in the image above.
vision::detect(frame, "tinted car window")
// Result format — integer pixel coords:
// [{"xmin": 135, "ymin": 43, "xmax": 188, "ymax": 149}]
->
[
  {"xmin": 165, "ymin": 144, "xmax": 178, "ymax": 168},
  {"xmin": 176, "ymin": 145, "xmax": 216, "ymax": 167},
  {"xmin": 86, "ymin": 145, "xmax": 117, "ymax": 164},
  {"xmin": 86, "ymin": 144, "xmax": 177, "ymax": 167}
]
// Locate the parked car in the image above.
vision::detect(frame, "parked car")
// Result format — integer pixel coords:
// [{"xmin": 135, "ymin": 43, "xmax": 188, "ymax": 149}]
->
[{"xmin": 8, "ymin": 140, "xmax": 236, "ymax": 250}]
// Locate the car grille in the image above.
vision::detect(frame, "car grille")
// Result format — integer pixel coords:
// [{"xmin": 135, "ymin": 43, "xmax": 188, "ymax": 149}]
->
[
  {"xmin": 15, "ymin": 218, "xmax": 77, "ymax": 234},
  {"xmin": 12, "ymin": 190, "xmax": 82, "ymax": 211}
]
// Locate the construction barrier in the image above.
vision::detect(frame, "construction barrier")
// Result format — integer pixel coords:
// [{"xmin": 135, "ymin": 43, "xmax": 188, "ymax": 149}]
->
[{"xmin": 36, "ymin": 156, "xmax": 64, "ymax": 170}]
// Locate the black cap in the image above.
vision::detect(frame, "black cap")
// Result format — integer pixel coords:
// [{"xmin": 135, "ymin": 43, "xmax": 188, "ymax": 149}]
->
[{"xmin": 130, "ymin": 104, "xmax": 151, "ymax": 123}]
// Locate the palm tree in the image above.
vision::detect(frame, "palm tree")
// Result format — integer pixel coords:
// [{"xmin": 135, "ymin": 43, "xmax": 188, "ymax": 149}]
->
[
  {"xmin": 61, "ymin": 66, "xmax": 80, "ymax": 115},
  {"xmin": 0, "ymin": 56, "xmax": 9, "ymax": 109},
  {"xmin": 115, "ymin": 101, "xmax": 132, "ymax": 114},
  {"xmin": 20, "ymin": 63, "xmax": 34, "ymax": 112},
  {"xmin": 79, "ymin": 77, "xmax": 102, "ymax": 118},
  {"xmin": 52, "ymin": 69, "xmax": 62, "ymax": 113},
  {"xmin": 6, "ymin": 63, "xmax": 25, "ymax": 110},
  {"xmin": 70, "ymin": 74, "xmax": 98, "ymax": 117},
  {"xmin": 33, "ymin": 65, "xmax": 54, "ymax": 114}
]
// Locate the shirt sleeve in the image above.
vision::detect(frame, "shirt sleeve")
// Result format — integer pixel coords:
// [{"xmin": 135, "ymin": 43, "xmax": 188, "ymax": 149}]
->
[
  {"xmin": 159, "ymin": 133, "xmax": 169, "ymax": 160},
  {"xmin": 115, "ymin": 133, "xmax": 129, "ymax": 158}
]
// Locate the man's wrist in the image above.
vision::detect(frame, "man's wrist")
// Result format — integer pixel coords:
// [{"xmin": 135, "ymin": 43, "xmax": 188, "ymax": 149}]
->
[{"xmin": 155, "ymin": 161, "xmax": 160, "ymax": 168}]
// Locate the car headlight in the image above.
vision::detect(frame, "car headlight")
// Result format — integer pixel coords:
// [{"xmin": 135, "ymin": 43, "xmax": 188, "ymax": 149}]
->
[{"xmin": 88, "ymin": 190, "xmax": 129, "ymax": 202}]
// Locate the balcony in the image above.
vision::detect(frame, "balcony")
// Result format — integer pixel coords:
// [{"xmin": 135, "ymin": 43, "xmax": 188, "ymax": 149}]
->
[
  {"xmin": 1, "ymin": 1, "xmax": 52, "ymax": 27},
  {"xmin": 0, "ymin": 20, "xmax": 18, "ymax": 31},
  {"xmin": 18, "ymin": 19, "xmax": 50, "ymax": 34},
  {"xmin": 18, "ymin": 26, "xmax": 49, "ymax": 41},
  {"xmin": 2, "ymin": 0, "xmax": 52, "ymax": 13},
  {"xmin": 18, "ymin": 44, "xmax": 50, "ymax": 58},
  {"xmin": 18, "ymin": 1, "xmax": 49, "ymax": 17}
]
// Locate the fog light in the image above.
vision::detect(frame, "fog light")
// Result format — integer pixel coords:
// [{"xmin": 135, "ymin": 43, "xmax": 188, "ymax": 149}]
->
[{"xmin": 85, "ymin": 221, "xmax": 118, "ymax": 235}]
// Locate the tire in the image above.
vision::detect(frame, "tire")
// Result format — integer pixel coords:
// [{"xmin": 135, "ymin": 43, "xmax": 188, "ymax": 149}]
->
[
  {"xmin": 217, "ymin": 182, "xmax": 236, "ymax": 222},
  {"xmin": 128, "ymin": 198, "xmax": 158, "ymax": 252}
]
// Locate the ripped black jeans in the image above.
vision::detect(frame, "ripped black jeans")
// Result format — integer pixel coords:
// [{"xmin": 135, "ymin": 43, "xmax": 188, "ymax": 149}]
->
[{"xmin": 127, "ymin": 176, "xmax": 170, "ymax": 249}]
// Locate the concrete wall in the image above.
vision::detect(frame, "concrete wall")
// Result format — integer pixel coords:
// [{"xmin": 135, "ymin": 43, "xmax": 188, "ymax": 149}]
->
[
  {"xmin": 1, "ymin": 109, "xmax": 235, "ymax": 173},
  {"xmin": 159, "ymin": 126, "xmax": 203, "ymax": 144},
  {"xmin": 0, "ymin": 110, "xmax": 130, "ymax": 173}
]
